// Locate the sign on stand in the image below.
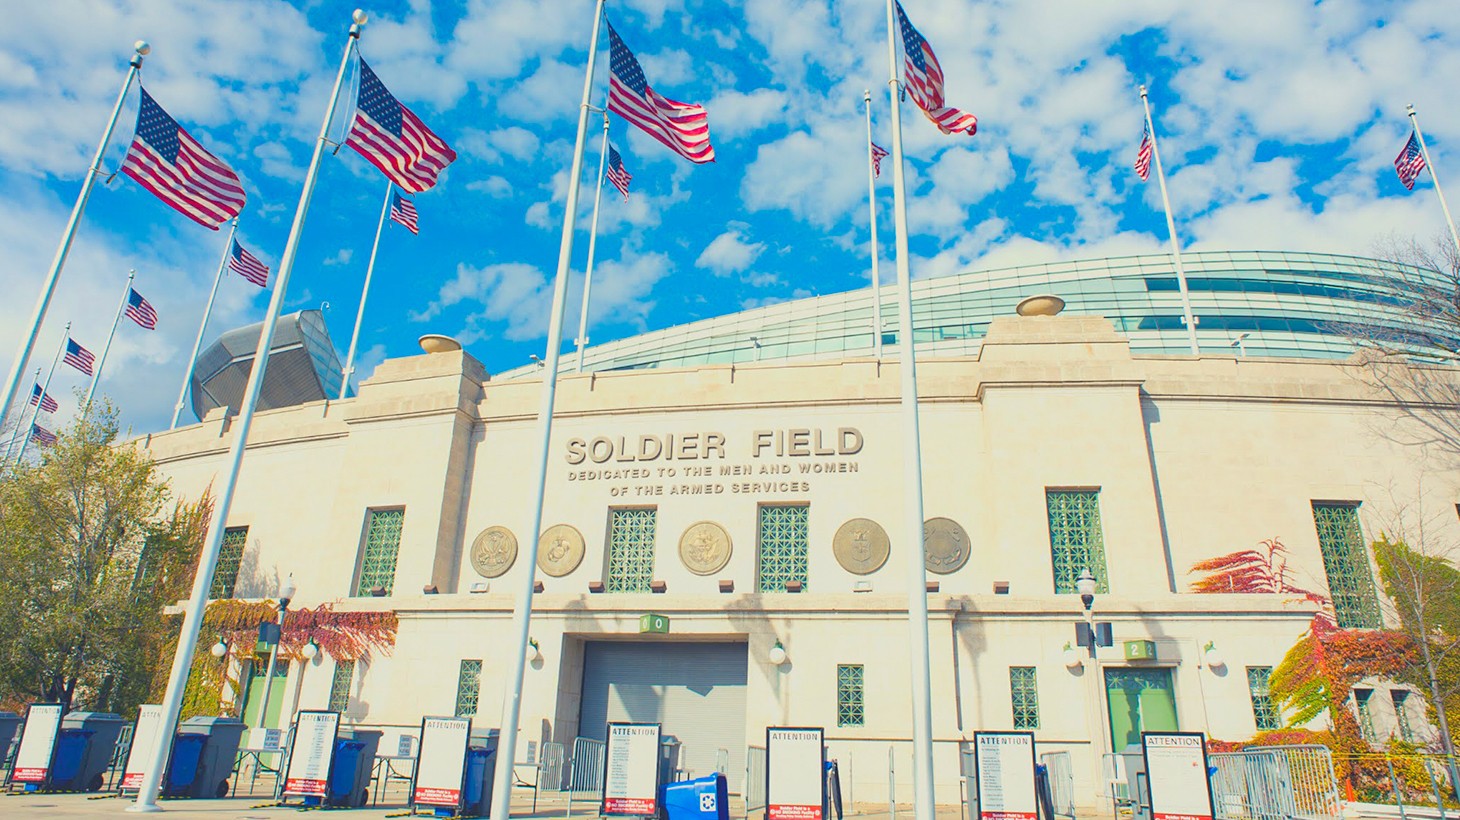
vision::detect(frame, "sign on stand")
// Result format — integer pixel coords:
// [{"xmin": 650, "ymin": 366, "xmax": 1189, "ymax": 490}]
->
[
  {"xmin": 601, "ymin": 722, "xmax": 662, "ymax": 816},
  {"xmin": 282, "ymin": 710, "xmax": 340, "ymax": 799},
  {"xmin": 972, "ymin": 731, "xmax": 1038, "ymax": 820},
  {"xmin": 766, "ymin": 727, "xmax": 825, "ymax": 820},
  {"xmin": 11, "ymin": 703, "xmax": 63, "ymax": 785},
  {"xmin": 1142, "ymin": 732, "xmax": 1215, "ymax": 820},
  {"xmin": 412, "ymin": 716, "xmax": 471, "ymax": 809},
  {"xmin": 119, "ymin": 705, "xmax": 164, "ymax": 792}
]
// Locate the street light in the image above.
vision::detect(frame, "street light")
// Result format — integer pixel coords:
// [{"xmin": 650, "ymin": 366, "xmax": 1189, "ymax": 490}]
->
[
  {"xmin": 1076, "ymin": 568, "xmax": 1098, "ymax": 657},
  {"xmin": 209, "ymin": 637, "xmax": 228, "ymax": 659},
  {"xmin": 254, "ymin": 575, "xmax": 297, "ymax": 729}
]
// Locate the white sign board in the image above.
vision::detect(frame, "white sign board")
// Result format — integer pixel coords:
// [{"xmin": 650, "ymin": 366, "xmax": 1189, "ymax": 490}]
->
[
  {"xmin": 120, "ymin": 705, "xmax": 164, "ymax": 791},
  {"xmin": 1143, "ymin": 732, "xmax": 1214, "ymax": 820},
  {"xmin": 12, "ymin": 704, "xmax": 63, "ymax": 784},
  {"xmin": 413, "ymin": 717, "xmax": 470, "ymax": 808},
  {"xmin": 766, "ymin": 727, "xmax": 825, "ymax": 820},
  {"xmin": 283, "ymin": 710, "xmax": 340, "ymax": 798},
  {"xmin": 973, "ymin": 732, "xmax": 1038, "ymax": 820},
  {"xmin": 602, "ymin": 722, "xmax": 662, "ymax": 816},
  {"xmin": 248, "ymin": 727, "xmax": 284, "ymax": 751}
]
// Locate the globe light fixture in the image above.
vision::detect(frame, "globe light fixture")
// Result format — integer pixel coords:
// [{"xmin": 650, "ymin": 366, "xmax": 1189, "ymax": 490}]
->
[
  {"xmin": 210, "ymin": 638, "xmax": 228, "ymax": 659},
  {"xmin": 768, "ymin": 640, "xmax": 788, "ymax": 666},
  {"xmin": 302, "ymin": 639, "xmax": 319, "ymax": 660}
]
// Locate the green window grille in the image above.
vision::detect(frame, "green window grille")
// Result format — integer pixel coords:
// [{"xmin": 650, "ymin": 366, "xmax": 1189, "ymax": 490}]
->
[
  {"xmin": 1247, "ymin": 667, "xmax": 1281, "ymax": 730},
  {"xmin": 211, "ymin": 526, "xmax": 249, "ymax": 599},
  {"xmin": 758, "ymin": 505, "xmax": 809, "ymax": 592},
  {"xmin": 1010, "ymin": 667, "xmax": 1040, "ymax": 729},
  {"xmin": 355, "ymin": 509, "xmax": 405, "ymax": 596},
  {"xmin": 1047, "ymin": 490, "xmax": 1109, "ymax": 594},
  {"xmin": 607, "ymin": 508, "xmax": 656, "ymax": 592},
  {"xmin": 455, "ymin": 659, "xmax": 482, "ymax": 718},
  {"xmin": 836, "ymin": 664, "xmax": 865, "ymax": 727},
  {"xmin": 328, "ymin": 660, "xmax": 355, "ymax": 713},
  {"xmin": 1311, "ymin": 503, "xmax": 1381, "ymax": 629},
  {"xmin": 1392, "ymin": 690, "xmax": 1415, "ymax": 742},
  {"xmin": 1355, "ymin": 689, "xmax": 1377, "ymax": 741}
]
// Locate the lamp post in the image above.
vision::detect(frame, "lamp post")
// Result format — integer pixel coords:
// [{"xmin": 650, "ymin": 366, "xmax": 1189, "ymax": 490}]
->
[
  {"xmin": 255, "ymin": 575, "xmax": 296, "ymax": 729},
  {"xmin": 1076, "ymin": 569, "xmax": 1098, "ymax": 657},
  {"xmin": 1074, "ymin": 567, "xmax": 1114, "ymax": 784}
]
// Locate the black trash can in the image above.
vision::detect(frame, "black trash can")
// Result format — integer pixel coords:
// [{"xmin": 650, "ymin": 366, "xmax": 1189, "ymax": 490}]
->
[
  {"xmin": 164, "ymin": 717, "xmax": 246, "ymax": 798},
  {"xmin": 51, "ymin": 712, "xmax": 123, "ymax": 792},
  {"xmin": 462, "ymin": 729, "xmax": 500, "ymax": 815},
  {"xmin": 326, "ymin": 729, "xmax": 381, "ymax": 807}
]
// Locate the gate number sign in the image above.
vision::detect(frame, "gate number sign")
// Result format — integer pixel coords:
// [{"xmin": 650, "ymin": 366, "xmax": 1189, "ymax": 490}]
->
[
  {"xmin": 1142, "ymin": 732, "xmax": 1215, "ymax": 820},
  {"xmin": 766, "ymin": 727, "xmax": 825, "ymax": 820},
  {"xmin": 602, "ymin": 722, "xmax": 662, "ymax": 816}
]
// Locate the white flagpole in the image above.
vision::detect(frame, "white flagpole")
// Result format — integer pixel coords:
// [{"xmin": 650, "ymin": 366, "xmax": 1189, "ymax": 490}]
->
[
  {"xmin": 883, "ymin": 3, "xmax": 934, "ymax": 818},
  {"xmin": 171, "ymin": 218, "xmax": 237, "ymax": 429},
  {"xmin": 1140, "ymin": 85, "xmax": 1200, "ymax": 355},
  {"xmin": 340, "ymin": 181, "xmax": 393, "ymax": 398},
  {"xmin": 488, "ymin": 1, "xmax": 605, "ymax": 817},
  {"xmin": 13, "ymin": 327, "xmax": 69, "ymax": 467},
  {"xmin": 0, "ymin": 42, "xmax": 147, "ymax": 439},
  {"xmin": 575, "ymin": 108, "xmax": 610, "ymax": 374},
  {"xmin": 864, "ymin": 89, "xmax": 884, "ymax": 360},
  {"xmin": 1407, "ymin": 104, "xmax": 1460, "ymax": 260},
  {"xmin": 130, "ymin": 10, "xmax": 366, "ymax": 812},
  {"xmin": 82, "ymin": 270, "xmax": 135, "ymax": 412},
  {"xmin": 0, "ymin": 368, "xmax": 42, "ymax": 464}
]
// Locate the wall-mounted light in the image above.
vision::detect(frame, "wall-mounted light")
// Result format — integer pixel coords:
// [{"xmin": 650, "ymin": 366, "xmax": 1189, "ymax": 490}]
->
[
  {"xmin": 526, "ymin": 638, "xmax": 542, "ymax": 663},
  {"xmin": 301, "ymin": 638, "xmax": 319, "ymax": 660},
  {"xmin": 1062, "ymin": 642, "xmax": 1082, "ymax": 669},
  {"xmin": 1202, "ymin": 641, "xmax": 1225, "ymax": 669},
  {"xmin": 768, "ymin": 640, "xmax": 788, "ymax": 666},
  {"xmin": 210, "ymin": 637, "xmax": 229, "ymax": 659}
]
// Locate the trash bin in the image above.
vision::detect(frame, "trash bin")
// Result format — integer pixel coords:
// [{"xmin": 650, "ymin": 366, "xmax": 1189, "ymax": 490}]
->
[
  {"xmin": 659, "ymin": 735, "xmax": 682, "ymax": 785},
  {"xmin": 462, "ymin": 729, "xmax": 501, "ymax": 815},
  {"xmin": 165, "ymin": 717, "xmax": 246, "ymax": 798},
  {"xmin": 0, "ymin": 712, "xmax": 19, "ymax": 771},
  {"xmin": 326, "ymin": 729, "xmax": 381, "ymax": 807},
  {"xmin": 51, "ymin": 712, "xmax": 123, "ymax": 792},
  {"xmin": 663, "ymin": 773, "xmax": 728, "ymax": 820}
]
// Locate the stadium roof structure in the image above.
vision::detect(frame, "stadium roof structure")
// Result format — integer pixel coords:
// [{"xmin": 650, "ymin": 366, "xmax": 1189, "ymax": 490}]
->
[{"xmin": 189, "ymin": 309, "xmax": 344, "ymax": 422}]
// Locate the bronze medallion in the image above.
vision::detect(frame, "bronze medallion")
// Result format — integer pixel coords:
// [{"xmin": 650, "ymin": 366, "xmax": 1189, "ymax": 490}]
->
[
  {"xmin": 923, "ymin": 517, "xmax": 970, "ymax": 574},
  {"xmin": 679, "ymin": 521, "xmax": 732, "ymax": 575},
  {"xmin": 537, "ymin": 524, "xmax": 585, "ymax": 577},
  {"xmin": 470, "ymin": 526, "xmax": 518, "ymax": 578},
  {"xmin": 833, "ymin": 518, "xmax": 890, "ymax": 575}
]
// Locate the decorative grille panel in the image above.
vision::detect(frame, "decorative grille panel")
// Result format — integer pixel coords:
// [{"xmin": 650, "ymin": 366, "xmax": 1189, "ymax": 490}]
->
[
  {"xmin": 211, "ymin": 526, "xmax": 249, "ymax": 599},
  {"xmin": 355, "ymin": 509, "xmax": 405, "ymax": 596},
  {"xmin": 607, "ymin": 508, "xmax": 656, "ymax": 592},
  {"xmin": 837, "ymin": 665, "xmax": 864, "ymax": 727},
  {"xmin": 328, "ymin": 660, "xmax": 355, "ymax": 713},
  {"xmin": 1311, "ymin": 503, "xmax": 1381, "ymax": 628},
  {"xmin": 1010, "ymin": 666, "xmax": 1040, "ymax": 729},
  {"xmin": 1046, "ymin": 491, "xmax": 1109, "ymax": 594},
  {"xmin": 758, "ymin": 505, "xmax": 809, "ymax": 592},
  {"xmin": 1246, "ymin": 666, "xmax": 1280, "ymax": 730},
  {"xmin": 455, "ymin": 659, "xmax": 482, "ymax": 717},
  {"xmin": 1355, "ymin": 689, "xmax": 1376, "ymax": 741},
  {"xmin": 1392, "ymin": 690, "xmax": 1415, "ymax": 742}
]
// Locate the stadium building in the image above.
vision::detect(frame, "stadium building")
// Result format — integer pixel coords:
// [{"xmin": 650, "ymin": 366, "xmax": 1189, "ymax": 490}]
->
[{"xmin": 141, "ymin": 250, "xmax": 1460, "ymax": 809}]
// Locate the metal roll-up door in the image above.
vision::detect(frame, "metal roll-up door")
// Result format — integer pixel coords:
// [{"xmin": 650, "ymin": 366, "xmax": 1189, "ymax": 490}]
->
[{"xmin": 580, "ymin": 641, "xmax": 748, "ymax": 792}]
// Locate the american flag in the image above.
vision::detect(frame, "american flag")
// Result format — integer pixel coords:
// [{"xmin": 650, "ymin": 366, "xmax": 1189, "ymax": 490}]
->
[
  {"xmin": 63, "ymin": 339, "xmax": 95, "ymax": 376},
  {"xmin": 607, "ymin": 21, "xmax": 715, "ymax": 164},
  {"xmin": 125, "ymin": 288, "xmax": 158, "ymax": 330},
  {"xmin": 346, "ymin": 59, "xmax": 458, "ymax": 193},
  {"xmin": 389, "ymin": 190, "xmax": 419, "ymax": 235},
  {"xmin": 894, "ymin": 2, "xmax": 977, "ymax": 136},
  {"xmin": 606, "ymin": 145, "xmax": 632, "ymax": 200},
  {"xmin": 871, "ymin": 141, "xmax": 889, "ymax": 178},
  {"xmin": 1134, "ymin": 122, "xmax": 1154, "ymax": 181},
  {"xmin": 29, "ymin": 384, "xmax": 58, "ymax": 414},
  {"xmin": 121, "ymin": 88, "xmax": 246, "ymax": 230},
  {"xmin": 228, "ymin": 239, "xmax": 270, "ymax": 287},
  {"xmin": 1395, "ymin": 131, "xmax": 1427, "ymax": 191},
  {"xmin": 30, "ymin": 425, "xmax": 57, "ymax": 448}
]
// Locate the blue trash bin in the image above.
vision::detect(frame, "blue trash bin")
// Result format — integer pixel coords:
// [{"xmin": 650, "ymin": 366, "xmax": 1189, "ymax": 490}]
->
[
  {"xmin": 325, "ymin": 730, "xmax": 381, "ymax": 807},
  {"xmin": 663, "ymin": 773, "xmax": 728, "ymax": 820},
  {"xmin": 461, "ymin": 735, "xmax": 499, "ymax": 816},
  {"xmin": 51, "ymin": 712, "xmax": 123, "ymax": 792},
  {"xmin": 163, "ymin": 734, "xmax": 208, "ymax": 796}
]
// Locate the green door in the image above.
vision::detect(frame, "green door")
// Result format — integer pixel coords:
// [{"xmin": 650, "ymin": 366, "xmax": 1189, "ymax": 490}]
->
[
  {"xmin": 241, "ymin": 657, "xmax": 290, "ymax": 728},
  {"xmin": 1105, "ymin": 667, "xmax": 1178, "ymax": 751}
]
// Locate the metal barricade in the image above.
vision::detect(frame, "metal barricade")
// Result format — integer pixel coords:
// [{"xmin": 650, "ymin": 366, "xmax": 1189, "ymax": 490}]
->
[
  {"xmin": 716, "ymin": 747, "xmax": 730, "ymax": 777},
  {"xmin": 1246, "ymin": 745, "xmax": 1341, "ymax": 820},
  {"xmin": 1210, "ymin": 746, "xmax": 1341, "ymax": 820},
  {"xmin": 539, "ymin": 741, "xmax": 566, "ymax": 791},
  {"xmin": 1040, "ymin": 751, "xmax": 1075, "ymax": 818},
  {"xmin": 564, "ymin": 737, "xmax": 606, "ymax": 820},
  {"xmin": 745, "ymin": 745, "xmax": 767, "ymax": 812}
]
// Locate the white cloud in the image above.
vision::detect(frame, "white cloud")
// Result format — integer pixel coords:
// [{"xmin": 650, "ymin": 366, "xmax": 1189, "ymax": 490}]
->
[{"xmin": 696, "ymin": 227, "xmax": 766, "ymax": 276}]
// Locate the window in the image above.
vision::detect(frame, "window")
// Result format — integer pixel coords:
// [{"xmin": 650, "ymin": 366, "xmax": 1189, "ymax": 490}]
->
[
  {"xmin": 1355, "ymin": 689, "xmax": 1377, "ymax": 742},
  {"xmin": 455, "ymin": 660, "xmax": 482, "ymax": 717},
  {"xmin": 836, "ymin": 665, "xmax": 864, "ymax": 727},
  {"xmin": 211, "ymin": 527, "xmax": 249, "ymax": 599},
  {"xmin": 1311, "ymin": 503, "xmax": 1381, "ymax": 628},
  {"xmin": 607, "ymin": 508, "xmax": 656, "ymax": 592},
  {"xmin": 328, "ymin": 661, "xmax": 355, "ymax": 713},
  {"xmin": 1392, "ymin": 690, "xmax": 1415, "ymax": 742},
  {"xmin": 758, "ymin": 504, "xmax": 809, "ymax": 592},
  {"xmin": 1247, "ymin": 667, "xmax": 1281, "ymax": 730},
  {"xmin": 355, "ymin": 509, "xmax": 405, "ymax": 596},
  {"xmin": 1047, "ymin": 490, "xmax": 1109, "ymax": 593},
  {"xmin": 1010, "ymin": 667, "xmax": 1040, "ymax": 729}
]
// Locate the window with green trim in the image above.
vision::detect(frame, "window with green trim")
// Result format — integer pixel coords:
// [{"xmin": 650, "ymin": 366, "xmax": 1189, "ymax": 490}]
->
[
  {"xmin": 1010, "ymin": 667, "xmax": 1040, "ymax": 729},
  {"xmin": 1355, "ymin": 689, "xmax": 1377, "ymax": 742},
  {"xmin": 1047, "ymin": 490, "xmax": 1109, "ymax": 594},
  {"xmin": 211, "ymin": 526, "xmax": 249, "ymax": 599},
  {"xmin": 355, "ymin": 508, "xmax": 405, "ymax": 596},
  {"xmin": 758, "ymin": 504, "xmax": 809, "ymax": 592},
  {"xmin": 836, "ymin": 664, "xmax": 864, "ymax": 727},
  {"xmin": 328, "ymin": 660, "xmax": 355, "ymax": 713},
  {"xmin": 1392, "ymin": 690, "xmax": 1415, "ymax": 742},
  {"xmin": 455, "ymin": 660, "xmax": 482, "ymax": 717},
  {"xmin": 607, "ymin": 508, "xmax": 656, "ymax": 592},
  {"xmin": 1311, "ymin": 503, "xmax": 1381, "ymax": 629},
  {"xmin": 1247, "ymin": 667, "xmax": 1281, "ymax": 730}
]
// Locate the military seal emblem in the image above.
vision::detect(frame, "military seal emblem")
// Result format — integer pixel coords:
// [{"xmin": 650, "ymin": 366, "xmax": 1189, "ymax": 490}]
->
[
  {"xmin": 923, "ymin": 517, "xmax": 970, "ymax": 574},
  {"xmin": 470, "ymin": 526, "xmax": 517, "ymax": 578},
  {"xmin": 537, "ymin": 524, "xmax": 585, "ymax": 577},
  {"xmin": 678, "ymin": 521, "xmax": 732, "ymax": 575},
  {"xmin": 833, "ymin": 518, "xmax": 890, "ymax": 575}
]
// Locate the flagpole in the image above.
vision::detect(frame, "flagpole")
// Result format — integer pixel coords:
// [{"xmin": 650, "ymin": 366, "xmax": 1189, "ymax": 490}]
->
[
  {"xmin": 575, "ymin": 108, "xmax": 610, "ymax": 374},
  {"xmin": 1140, "ymin": 85, "xmax": 1200, "ymax": 355},
  {"xmin": 83, "ymin": 270, "xmax": 135, "ymax": 412},
  {"xmin": 0, "ymin": 368, "xmax": 42, "ymax": 465},
  {"xmin": 13, "ymin": 327, "xmax": 69, "ymax": 467},
  {"xmin": 130, "ymin": 11, "xmax": 366, "ymax": 812},
  {"xmin": 340, "ymin": 182, "xmax": 393, "ymax": 399},
  {"xmin": 171, "ymin": 219, "xmax": 237, "ymax": 428},
  {"xmin": 0, "ymin": 42, "xmax": 147, "ymax": 440},
  {"xmin": 488, "ymin": 0, "xmax": 605, "ymax": 817},
  {"xmin": 864, "ymin": 89, "xmax": 884, "ymax": 360},
  {"xmin": 1407, "ymin": 105, "xmax": 1460, "ymax": 260},
  {"xmin": 883, "ymin": 2, "xmax": 934, "ymax": 818}
]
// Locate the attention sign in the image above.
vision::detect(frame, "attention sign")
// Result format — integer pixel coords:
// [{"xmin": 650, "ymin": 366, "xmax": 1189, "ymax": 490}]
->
[
  {"xmin": 973, "ymin": 731, "xmax": 1038, "ymax": 820},
  {"xmin": 1143, "ymin": 732, "xmax": 1215, "ymax": 820},
  {"xmin": 12, "ymin": 703, "xmax": 63, "ymax": 784},
  {"xmin": 602, "ymin": 722, "xmax": 662, "ymax": 816},
  {"xmin": 413, "ymin": 716, "xmax": 471, "ymax": 808},
  {"xmin": 283, "ymin": 710, "xmax": 340, "ymax": 798},
  {"xmin": 766, "ymin": 727, "xmax": 825, "ymax": 820},
  {"xmin": 120, "ymin": 704, "xmax": 164, "ymax": 791}
]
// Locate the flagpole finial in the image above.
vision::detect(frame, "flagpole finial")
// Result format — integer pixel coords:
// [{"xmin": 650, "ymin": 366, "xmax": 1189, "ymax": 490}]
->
[
  {"xmin": 1139, "ymin": 84, "xmax": 1148, "ymax": 98},
  {"xmin": 131, "ymin": 40, "xmax": 149, "ymax": 68},
  {"xmin": 1407, "ymin": 103, "xmax": 1417, "ymax": 116},
  {"xmin": 864, "ymin": 89, "xmax": 871, "ymax": 103},
  {"xmin": 351, "ymin": 8, "xmax": 368, "ymax": 36}
]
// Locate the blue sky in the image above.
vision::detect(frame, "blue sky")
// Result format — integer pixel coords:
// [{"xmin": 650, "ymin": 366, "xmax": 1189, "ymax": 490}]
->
[{"xmin": 2, "ymin": 0, "xmax": 1458, "ymax": 436}]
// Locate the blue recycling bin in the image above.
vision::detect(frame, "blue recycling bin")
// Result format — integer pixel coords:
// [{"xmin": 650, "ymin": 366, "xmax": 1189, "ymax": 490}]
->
[
  {"xmin": 662, "ymin": 773, "xmax": 728, "ymax": 820},
  {"xmin": 0, "ymin": 712, "xmax": 19, "ymax": 770},
  {"xmin": 51, "ymin": 712, "xmax": 123, "ymax": 792},
  {"xmin": 326, "ymin": 729, "xmax": 381, "ymax": 807},
  {"xmin": 163, "ymin": 734, "xmax": 209, "ymax": 796},
  {"xmin": 462, "ymin": 731, "xmax": 500, "ymax": 816},
  {"xmin": 165, "ymin": 716, "xmax": 246, "ymax": 798}
]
